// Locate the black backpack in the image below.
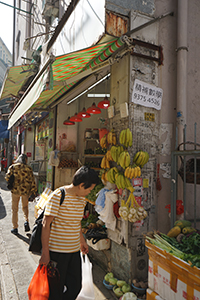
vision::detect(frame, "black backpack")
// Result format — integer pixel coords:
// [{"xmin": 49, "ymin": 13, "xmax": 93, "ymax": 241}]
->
[{"xmin": 28, "ymin": 187, "xmax": 65, "ymax": 254}]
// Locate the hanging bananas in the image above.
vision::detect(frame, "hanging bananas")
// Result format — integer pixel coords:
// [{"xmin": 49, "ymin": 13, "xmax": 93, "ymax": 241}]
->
[
  {"xmin": 106, "ymin": 167, "xmax": 119, "ymax": 184},
  {"xmin": 118, "ymin": 151, "xmax": 130, "ymax": 169},
  {"xmin": 119, "ymin": 128, "xmax": 133, "ymax": 148},
  {"xmin": 133, "ymin": 150, "xmax": 149, "ymax": 168},
  {"xmin": 100, "ymin": 134, "xmax": 107, "ymax": 149},
  {"xmin": 100, "ymin": 155, "xmax": 110, "ymax": 169},
  {"xmin": 107, "ymin": 130, "xmax": 117, "ymax": 145},
  {"xmin": 124, "ymin": 165, "xmax": 141, "ymax": 179},
  {"xmin": 105, "ymin": 149, "xmax": 113, "ymax": 161},
  {"xmin": 110, "ymin": 145, "xmax": 124, "ymax": 163}
]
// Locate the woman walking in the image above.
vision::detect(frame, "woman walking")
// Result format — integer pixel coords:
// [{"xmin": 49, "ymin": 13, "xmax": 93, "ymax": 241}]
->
[{"xmin": 5, "ymin": 154, "xmax": 37, "ymax": 235}]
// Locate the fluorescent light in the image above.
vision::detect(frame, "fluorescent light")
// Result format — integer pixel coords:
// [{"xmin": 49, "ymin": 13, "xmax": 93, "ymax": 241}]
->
[
  {"xmin": 67, "ymin": 74, "xmax": 110, "ymax": 105},
  {"xmin": 87, "ymin": 94, "xmax": 110, "ymax": 98}
]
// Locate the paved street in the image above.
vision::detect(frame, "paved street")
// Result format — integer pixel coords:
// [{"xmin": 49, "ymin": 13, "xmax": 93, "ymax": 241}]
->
[{"xmin": 0, "ymin": 172, "xmax": 116, "ymax": 300}]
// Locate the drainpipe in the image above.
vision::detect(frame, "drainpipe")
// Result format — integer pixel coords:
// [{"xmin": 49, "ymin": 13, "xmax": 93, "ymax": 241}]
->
[{"xmin": 176, "ymin": 0, "xmax": 188, "ymax": 145}]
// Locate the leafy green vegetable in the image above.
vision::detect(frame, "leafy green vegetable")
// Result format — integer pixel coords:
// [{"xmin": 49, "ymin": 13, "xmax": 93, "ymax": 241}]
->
[
  {"xmin": 85, "ymin": 182, "xmax": 104, "ymax": 203},
  {"xmin": 148, "ymin": 232, "xmax": 200, "ymax": 269},
  {"xmin": 81, "ymin": 213, "xmax": 98, "ymax": 228}
]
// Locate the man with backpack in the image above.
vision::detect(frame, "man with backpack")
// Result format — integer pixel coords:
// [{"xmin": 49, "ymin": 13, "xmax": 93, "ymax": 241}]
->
[{"xmin": 39, "ymin": 166, "xmax": 99, "ymax": 300}]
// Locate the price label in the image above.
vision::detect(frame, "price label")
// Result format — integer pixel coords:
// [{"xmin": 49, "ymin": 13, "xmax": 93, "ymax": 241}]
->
[{"xmin": 143, "ymin": 178, "xmax": 149, "ymax": 188}]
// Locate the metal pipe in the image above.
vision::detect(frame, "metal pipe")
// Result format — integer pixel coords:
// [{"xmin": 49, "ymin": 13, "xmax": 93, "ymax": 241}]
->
[{"xmin": 176, "ymin": 0, "xmax": 188, "ymax": 145}]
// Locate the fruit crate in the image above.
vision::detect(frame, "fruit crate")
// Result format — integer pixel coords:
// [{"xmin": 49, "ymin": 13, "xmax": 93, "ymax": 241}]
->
[
  {"xmin": 145, "ymin": 240, "xmax": 200, "ymax": 300},
  {"xmin": 146, "ymin": 288, "xmax": 163, "ymax": 300}
]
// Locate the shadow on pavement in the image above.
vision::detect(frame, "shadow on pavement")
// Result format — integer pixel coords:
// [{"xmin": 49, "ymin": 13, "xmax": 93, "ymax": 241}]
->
[
  {"xmin": 0, "ymin": 195, "xmax": 6, "ymax": 219},
  {"xmin": 16, "ymin": 233, "xmax": 30, "ymax": 245},
  {"xmin": 0, "ymin": 171, "xmax": 10, "ymax": 191}
]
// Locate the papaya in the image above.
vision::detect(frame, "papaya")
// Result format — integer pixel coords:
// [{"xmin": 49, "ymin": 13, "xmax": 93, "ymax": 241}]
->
[
  {"xmin": 174, "ymin": 220, "xmax": 191, "ymax": 229},
  {"xmin": 167, "ymin": 226, "xmax": 181, "ymax": 238},
  {"xmin": 182, "ymin": 227, "xmax": 196, "ymax": 234}
]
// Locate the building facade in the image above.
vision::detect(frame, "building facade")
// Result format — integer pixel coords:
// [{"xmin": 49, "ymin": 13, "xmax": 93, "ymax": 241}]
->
[{"xmin": 0, "ymin": 0, "xmax": 200, "ymax": 282}]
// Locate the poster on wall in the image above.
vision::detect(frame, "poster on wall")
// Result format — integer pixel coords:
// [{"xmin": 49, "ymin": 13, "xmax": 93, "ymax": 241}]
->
[
  {"xmin": 35, "ymin": 142, "xmax": 45, "ymax": 160},
  {"xmin": 132, "ymin": 79, "xmax": 163, "ymax": 110}
]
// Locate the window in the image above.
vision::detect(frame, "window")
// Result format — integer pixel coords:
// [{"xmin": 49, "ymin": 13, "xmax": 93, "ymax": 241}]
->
[{"xmin": 0, "ymin": 47, "xmax": 2, "ymax": 59}]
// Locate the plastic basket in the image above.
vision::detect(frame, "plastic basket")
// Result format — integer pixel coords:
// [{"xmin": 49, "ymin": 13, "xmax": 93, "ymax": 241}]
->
[
  {"xmin": 131, "ymin": 283, "xmax": 146, "ymax": 295},
  {"xmin": 103, "ymin": 279, "xmax": 115, "ymax": 290}
]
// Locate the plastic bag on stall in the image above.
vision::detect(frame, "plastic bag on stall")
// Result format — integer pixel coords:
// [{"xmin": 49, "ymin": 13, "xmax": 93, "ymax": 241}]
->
[
  {"xmin": 76, "ymin": 254, "xmax": 95, "ymax": 300},
  {"xmin": 48, "ymin": 150, "xmax": 60, "ymax": 167}
]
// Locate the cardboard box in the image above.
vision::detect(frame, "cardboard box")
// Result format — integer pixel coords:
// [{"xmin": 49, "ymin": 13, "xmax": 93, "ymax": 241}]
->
[
  {"xmin": 145, "ymin": 240, "xmax": 200, "ymax": 300},
  {"xmin": 147, "ymin": 288, "xmax": 164, "ymax": 300}
]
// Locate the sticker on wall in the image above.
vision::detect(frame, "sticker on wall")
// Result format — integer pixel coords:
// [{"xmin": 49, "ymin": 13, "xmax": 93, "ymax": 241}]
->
[
  {"xmin": 160, "ymin": 123, "xmax": 173, "ymax": 156},
  {"xmin": 108, "ymin": 105, "xmax": 114, "ymax": 118},
  {"xmin": 160, "ymin": 163, "xmax": 171, "ymax": 179},
  {"xmin": 144, "ymin": 112, "xmax": 155, "ymax": 122},
  {"xmin": 143, "ymin": 178, "xmax": 149, "ymax": 188},
  {"xmin": 132, "ymin": 79, "xmax": 163, "ymax": 110},
  {"xmin": 120, "ymin": 102, "xmax": 129, "ymax": 118}
]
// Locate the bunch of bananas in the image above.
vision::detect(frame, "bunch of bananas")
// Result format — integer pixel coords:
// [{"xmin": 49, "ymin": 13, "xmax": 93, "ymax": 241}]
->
[
  {"xmin": 107, "ymin": 130, "xmax": 117, "ymax": 145},
  {"xmin": 124, "ymin": 165, "xmax": 141, "ymax": 179},
  {"xmin": 105, "ymin": 149, "xmax": 113, "ymax": 161},
  {"xmin": 100, "ymin": 134, "xmax": 107, "ymax": 149},
  {"xmin": 119, "ymin": 151, "xmax": 130, "ymax": 169},
  {"xmin": 100, "ymin": 155, "xmax": 110, "ymax": 169},
  {"xmin": 119, "ymin": 128, "xmax": 133, "ymax": 148},
  {"xmin": 115, "ymin": 174, "xmax": 132, "ymax": 190},
  {"xmin": 106, "ymin": 167, "xmax": 119, "ymax": 184},
  {"xmin": 133, "ymin": 151, "xmax": 149, "ymax": 168},
  {"xmin": 110, "ymin": 145, "xmax": 124, "ymax": 162},
  {"xmin": 101, "ymin": 170, "xmax": 106, "ymax": 182}
]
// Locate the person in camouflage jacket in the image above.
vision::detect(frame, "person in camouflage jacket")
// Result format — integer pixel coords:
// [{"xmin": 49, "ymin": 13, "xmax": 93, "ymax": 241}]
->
[{"xmin": 5, "ymin": 154, "xmax": 37, "ymax": 235}]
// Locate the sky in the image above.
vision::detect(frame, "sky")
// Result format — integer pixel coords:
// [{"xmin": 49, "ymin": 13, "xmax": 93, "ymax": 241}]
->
[{"xmin": 0, "ymin": 1, "xmax": 14, "ymax": 53}]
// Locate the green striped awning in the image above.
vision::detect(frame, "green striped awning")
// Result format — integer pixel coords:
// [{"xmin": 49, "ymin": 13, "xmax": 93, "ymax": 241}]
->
[
  {"xmin": 0, "ymin": 65, "xmax": 36, "ymax": 100},
  {"xmin": 8, "ymin": 36, "xmax": 125, "ymax": 128},
  {"xmin": 32, "ymin": 36, "xmax": 124, "ymax": 109}
]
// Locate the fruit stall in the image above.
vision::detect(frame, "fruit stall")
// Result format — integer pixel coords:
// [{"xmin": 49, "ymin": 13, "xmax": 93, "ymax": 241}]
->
[
  {"xmin": 145, "ymin": 220, "xmax": 200, "ymax": 300},
  {"xmin": 80, "ymin": 127, "xmax": 151, "ymax": 298}
]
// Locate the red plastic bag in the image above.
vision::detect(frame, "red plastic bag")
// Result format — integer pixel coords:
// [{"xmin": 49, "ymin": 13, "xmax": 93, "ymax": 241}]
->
[
  {"xmin": 113, "ymin": 201, "xmax": 120, "ymax": 218},
  {"xmin": 27, "ymin": 265, "xmax": 49, "ymax": 300}
]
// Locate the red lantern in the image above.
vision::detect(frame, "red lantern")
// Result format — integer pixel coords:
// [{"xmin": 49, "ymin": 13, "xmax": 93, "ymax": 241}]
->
[
  {"xmin": 77, "ymin": 107, "xmax": 91, "ymax": 118},
  {"xmin": 63, "ymin": 117, "xmax": 75, "ymax": 125},
  {"xmin": 70, "ymin": 113, "xmax": 82, "ymax": 122},
  {"xmin": 97, "ymin": 96, "xmax": 110, "ymax": 109},
  {"xmin": 86, "ymin": 102, "xmax": 101, "ymax": 114}
]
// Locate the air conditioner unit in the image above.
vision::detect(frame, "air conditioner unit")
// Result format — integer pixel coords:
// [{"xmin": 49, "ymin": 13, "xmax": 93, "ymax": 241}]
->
[{"xmin": 42, "ymin": 0, "xmax": 59, "ymax": 18}]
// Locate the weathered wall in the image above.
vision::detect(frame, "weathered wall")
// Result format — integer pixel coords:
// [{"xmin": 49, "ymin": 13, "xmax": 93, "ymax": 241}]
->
[{"xmin": 106, "ymin": 0, "xmax": 155, "ymax": 17}]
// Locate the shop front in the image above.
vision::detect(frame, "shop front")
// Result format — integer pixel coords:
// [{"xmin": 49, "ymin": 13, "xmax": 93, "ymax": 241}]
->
[{"xmin": 29, "ymin": 112, "xmax": 55, "ymax": 194}]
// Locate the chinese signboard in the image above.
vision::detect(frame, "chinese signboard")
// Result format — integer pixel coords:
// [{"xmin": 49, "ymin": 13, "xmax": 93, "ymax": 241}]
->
[{"xmin": 132, "ymin": 79, "xmax": 163, "ymax": 110}]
